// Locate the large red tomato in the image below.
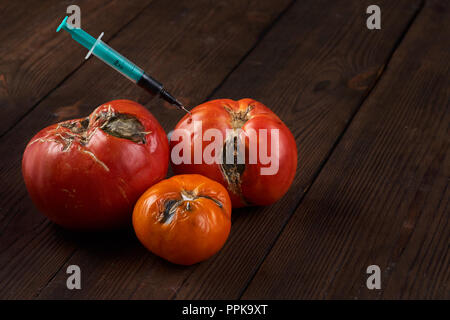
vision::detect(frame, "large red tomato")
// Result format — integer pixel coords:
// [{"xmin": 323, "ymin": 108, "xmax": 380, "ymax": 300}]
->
[
  {"xmin": 169, "ymin": 98, "xmax": 297, "ymax": 207},
  {"xmin": 22, "ymin": 100, "xmax": 169, "ymax": 230}
]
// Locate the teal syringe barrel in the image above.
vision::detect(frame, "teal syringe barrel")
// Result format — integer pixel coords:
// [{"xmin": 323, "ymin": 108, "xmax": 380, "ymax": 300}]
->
[
  {"xmin": 57, "ymin": 16, "xmax": 144, "ymax": 82},
  {"xmin": 91, "ymin": 40, "xmax": 144, "ymax": 82},
  {"xmin": 56, "ymin": 16, "xmax": 187, "ymax": 111}
]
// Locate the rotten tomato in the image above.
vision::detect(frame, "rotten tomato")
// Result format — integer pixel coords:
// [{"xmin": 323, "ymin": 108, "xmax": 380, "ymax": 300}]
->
[
  {"xmin": 22, "ymin": 100, "xmax": 169, "ymax": 230},
  {"xmin": 133, "ymin": 174, "xmax": 232, "ymax": 265},
  {"xmin": 169, "ymin": 98, "xmax": 297, "ymax": 208}
]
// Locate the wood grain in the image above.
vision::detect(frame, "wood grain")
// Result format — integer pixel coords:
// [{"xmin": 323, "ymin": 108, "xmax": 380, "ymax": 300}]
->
[
  {"xmin": 38, "ymin": 0, "xmax": 425, "ymax": 300},
  {"xmin": 242, "ymin": 0, "xmax": 449, "ymax": 299},
  {"xmin": 0, "ymin": 0, "xmax": 154, "ymax": 137},
  {"xmin": 171, "ymin": 0, "xmax": 425, "ymax": 299},
  {"xmin": 0, "ymin": 0, "xmax": 292, "ymax": 299}
]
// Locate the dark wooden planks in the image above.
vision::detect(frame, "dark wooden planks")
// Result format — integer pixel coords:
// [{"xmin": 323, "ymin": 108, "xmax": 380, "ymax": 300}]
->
[
  {"xmin": 242, "ymin": 0, "xmax": 449, "ymax": 299},
  {"xmin": 0, "ymin": 0, "xmax": 154, "ymax": 137},
  {"xmin": 172, "ymin": 0, "xmax": 424, "ymax": 299},
  {"xmin": 0, "ymin": 0, "xmax": 292, "ymax": 299}
]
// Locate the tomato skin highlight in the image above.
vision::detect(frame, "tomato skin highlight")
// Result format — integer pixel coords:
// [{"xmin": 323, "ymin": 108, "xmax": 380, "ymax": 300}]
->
[
  {"xmin": 133, "ymin": 174, "xmax": 232, "ymax": 265},
  {"xmin": 170, "ymin": 98, "xmax": 297, "ymax": 208},
  {"xmin": 22, "ymin": 100, "xmax": 169, "ymax": 230}
]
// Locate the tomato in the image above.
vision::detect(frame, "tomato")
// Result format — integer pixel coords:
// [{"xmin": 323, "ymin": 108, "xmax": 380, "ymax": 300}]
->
[
  {"xmin": 22, "ymin": 100, "xmax": 169, "ymax": 230},
  {"xmin": 133, "ymin": 174, "xmax": 232, "ymax": 265},
  {"xmin": 169, "ymin": 98, "xmax": 297, "ymax": 208}
]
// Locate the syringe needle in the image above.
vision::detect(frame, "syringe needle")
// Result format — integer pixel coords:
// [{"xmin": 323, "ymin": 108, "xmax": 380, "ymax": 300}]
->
[
  {"xmin": 157, "ymin": 88, "xmax": 191, "ymax": 114},
  {"xmin": 179, "ymin": 104, "xmax": 192, "ymax": 115}
]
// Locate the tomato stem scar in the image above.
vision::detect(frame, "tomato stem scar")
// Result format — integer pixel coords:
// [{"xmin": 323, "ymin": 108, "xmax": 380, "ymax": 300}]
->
[{"xmin": 159, "ymin": 191, "xmax": 224, "ymax": 224}]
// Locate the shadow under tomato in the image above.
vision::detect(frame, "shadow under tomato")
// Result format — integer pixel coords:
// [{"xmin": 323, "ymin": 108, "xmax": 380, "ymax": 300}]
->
[
  {"xmin": 48, "ymin": 222, "xmax": 139, "ymax": 254},
  {"xmin": 46, "ymin": 202, "xmax": 264, "ymax": 270}
]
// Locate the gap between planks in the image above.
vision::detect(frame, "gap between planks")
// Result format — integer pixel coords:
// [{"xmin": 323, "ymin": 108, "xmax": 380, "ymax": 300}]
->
[{"xmin": 235, "ymin": 0, "xmax": 426, "ymax": 300}]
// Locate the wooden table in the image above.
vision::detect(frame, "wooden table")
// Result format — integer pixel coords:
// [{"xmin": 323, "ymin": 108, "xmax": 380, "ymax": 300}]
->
[{"xmin": 0, "ymin": 0, "xmax": 448, "ymax": 299}]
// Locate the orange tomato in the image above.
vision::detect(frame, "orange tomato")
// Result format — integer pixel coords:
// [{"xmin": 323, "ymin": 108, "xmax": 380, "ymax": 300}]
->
[{"xmin": 132, "ymin": 174, "xmax": 232, "ymax": 265}]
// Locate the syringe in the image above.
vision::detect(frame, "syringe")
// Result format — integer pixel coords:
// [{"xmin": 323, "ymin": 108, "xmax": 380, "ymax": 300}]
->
[{"xmin": 57, "ymin": 16, "xmax": 190, "ymax": 114}]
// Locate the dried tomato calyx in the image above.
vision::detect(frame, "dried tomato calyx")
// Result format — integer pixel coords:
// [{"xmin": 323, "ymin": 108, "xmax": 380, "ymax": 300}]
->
[
  {"xmin": 159, "ymin": 191, "xmax": 224, "ymax": 224},
  {"xmin": 56, "ymin": 106, "xmax": 149, "ymax": 146},
  {"xmin": 224, "ymin": 105, "xmax": 254, "ymax": 129},
  {"xmin": 181, "ymin": 190, "xmax": 223, "ymax": 208},
  {"xmin": 60, "ymin": 117, "xmax": 90, "ymax": 134},
  {"xmin": 47, "ymin": 108, "xmax": 150, "ymax": 152}
]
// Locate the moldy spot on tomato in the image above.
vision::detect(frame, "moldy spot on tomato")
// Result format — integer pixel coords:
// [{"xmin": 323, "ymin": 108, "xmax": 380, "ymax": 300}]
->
[
  {"xmin": 102, "ymin": 113, "xmax": 148, "ymax": 144},
  {"xmin": 219, "ymin": 105, "xmax": 253, "ymax": 205},
  {"xmin": 161, "ymin": 199, "xmax": 180, "ymax": 224},
  {"xmin": 56, "ymin": 108, "xmax": 150, "ymax": 149},
  {"xmin": 220, "ymin": 135, "xmax": 245, "ymax": 198}
]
